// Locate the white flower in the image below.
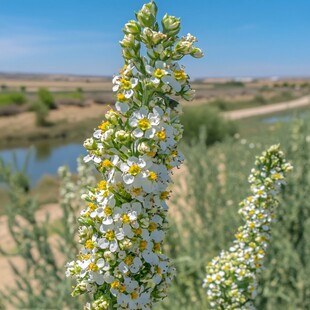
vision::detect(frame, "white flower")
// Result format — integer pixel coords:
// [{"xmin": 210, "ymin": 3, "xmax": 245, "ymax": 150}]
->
[
  {"xmin": 129, "ymin": 107, "xmax": 162, "ymax": 139},
  {"xmin": 120, "ymin": 156, "xmax": 151, "ymax": 186},
  {"xmin": 98, "ymin": 224, "xmax": 125, "ymax": 252},
  {"xmin": 112, "ymin": 76, "xmax": 139, "ymax": 98},
  {"xmin": 146, "ymin": 60, "xmax": 181, "ymax": 92}
]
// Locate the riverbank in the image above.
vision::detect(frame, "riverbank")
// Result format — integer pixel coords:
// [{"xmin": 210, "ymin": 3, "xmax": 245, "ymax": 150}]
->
[{"xmin": 0, "ymin": 102, "xmax": 110, "ymax": 150}]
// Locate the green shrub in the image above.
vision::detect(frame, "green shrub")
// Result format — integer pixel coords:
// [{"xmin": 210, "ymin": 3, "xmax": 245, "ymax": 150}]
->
[
  {"xmin": 0, "ymin": 156, "xmax": 95, "ymax": 309},
  {"xmin": 33, "ymin": 100, "xmax": 49, "ymax": 126},
  {"xmin": 0, "ymin": 92, "xmax": 27, "ymax": 106},
  {"xmin": 9, "ymin": 92, "xmax": 27, "ymax": 105},
  {"xmin": 253, "ymin": 95, "xmax": 267, "ymax": 105},
  {"xmin": 38, "ymin": 88, "xmax": 56, "ymax": 109},
  {"xmin": 180, "ymin": 105, "xmax": 237, "ymax": 146},
  {"xmin": 209, "ymin": 99, "xmax": 228, "ymax": 111},
  {"xmin": 157, "ymin": 117, "xmax": 310, "ymax": 310}
]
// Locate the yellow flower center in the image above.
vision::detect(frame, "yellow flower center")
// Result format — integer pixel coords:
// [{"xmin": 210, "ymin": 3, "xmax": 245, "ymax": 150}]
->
[
  {"xmin": 155, "ymin": 266, "xmax": 162, "ymax": 274},
  {"xmin": 131, "ymin": 291, "xmax": 139, "ymax": 300},
  {"xmin": 148, "ymin": 222, "xmax": 157, "ymax": 232},
  {"xmin": 129, "ymin": 164, "xmax": 141, "ymax": 176},
  {"xmin": 174, "ymin": 69, "xmax": 187, "ymax": 80},
  {"xmin": 119, "ymin": 284, "xmax": 126, "ymax": 293},
  {"xmin": 79, "ymin": 253, "xmax": 91, "ymax": 260},
  {"xmin": 97, "ymin": 180, "xmax": 107, "ymax": 191},
  {"xmin": 215, "ymin": 275, "xmax": 222, "ymax": 281},
  {"xmin": 154, "ymin": 68, "xmax": 166, "ymax": 79},
  {"xmin": 133, "ymin": 228, "xmax": 142, "ymax": 236},
  {"xmin": 117, "ymin": 92, "xmax": 126, "ymax": 102},
  {"xmin": 98, "ymin": 121, "xmax": 109, "ymax": 132},
  {"xmin": 249, "ymin": 222, "xmax": 255, "ymax": 229},
  {"xmin": 160, "ymin": 191, "xmax": 170, "ymax": 200},
  {"xmin": 111, "ymin": 280, "xmax": 120, "ymax": 289},
  {"xmin": 138, "ymin": 118, "xmax": 151, "ymax": 131},
  {"xmin": 156, "ymin": 130, "xmax": 166, "ymax": 140},
  {"xmin": 102, "ymin": 159, "xmax": 113, "ymax": 169},
  {"xmin": 249, "ymin": 242, "xmax": 256, "ymax": 248},
  {"xmin": 121, "ymin": 214, "xmax": 131, "ymax": 223},
  {"xmin": 146, "ymin": 150, "xmax": 156, "ymax": 157},
  {"xmin": 148, "ymin": 171, "xmax": 158, "ymax": 181},
  {"xmin": 85, "ymin": 240, "xmax": 94, "ymax": 249},
  {"xmin": 131, "ymin": 187, "xmax": 142, "ymax": 196},
  {"xmin": 121, "ymin": 78, "xmax": 132, "ymax": 90},
  {"xmin": 88, "ymin": 262, "xmax": 99, "ymax": 272},
  {"xmin": 88, "ymin": 203, "xmax": 97, "ymax": 211},
  {"xmin": 257, "ymin": 189, "xmax": 264, "ymax": 196},
  {"xmin": 153, "ymin": 243, "xmax": 161, "ymax": 252},
  {"xmin": 273, "ymin": 173, "xmax": 282, "ymax": 180},
  {"xmin": 124, "ymin": 255, "xmax": 134, "ymax": 266},
  {"xmin": 104, "ymin": 206, "xmax": 113, "ymax": 216},
  {"xmin": 139, "ymin": 240, "xmax": 148, "ymax": 251},
  {"xmin": 105, "ymin": 230, "xmax": 115, "ymax": 241}
]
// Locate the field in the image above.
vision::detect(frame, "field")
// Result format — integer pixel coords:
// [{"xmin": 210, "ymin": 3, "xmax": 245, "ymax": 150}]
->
[{"xmin": 0, "ymin": 73, "xmax": 310, "ymax": 309}]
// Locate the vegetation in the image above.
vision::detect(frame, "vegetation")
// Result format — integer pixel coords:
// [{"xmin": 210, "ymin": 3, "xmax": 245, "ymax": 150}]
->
[
  {"xmin": 180, "ymin": 105, "xmax": 237, "ymax": 145},
  {"xmin": 0, "ymin": 115, "xmax": 309, "ymax": 309},
  {"xmin": 0, "ymin": 157, "xmax": 95, "ymax": 309},
  {"xmin": 38, "ymin": 88, "xmax": 56, "ymax": 110},
  {"xmin": 33, "ymin": 100, "xmax": 50, "ymax": 126},
  {"xmin": 155, "ymin": 117, "xmax": 309, "ymax": 309},
  {"xmin": 0, "ymin": 92, "xmax": 27, "ymax": 106}
]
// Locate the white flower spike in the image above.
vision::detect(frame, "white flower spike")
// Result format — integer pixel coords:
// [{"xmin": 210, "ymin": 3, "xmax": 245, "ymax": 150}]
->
[{"xmin": 66, "ymin": 1, "xmax": 203, "ymax": 309}]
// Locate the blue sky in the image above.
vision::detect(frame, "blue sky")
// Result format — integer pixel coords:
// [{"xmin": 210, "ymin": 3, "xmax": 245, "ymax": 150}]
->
[{"xmin": 1, "ymin": 0, "xmax": 309, "ymax": 78}]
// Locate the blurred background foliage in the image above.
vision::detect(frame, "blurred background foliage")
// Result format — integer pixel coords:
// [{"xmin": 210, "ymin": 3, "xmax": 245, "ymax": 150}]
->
[{"xmin": 0, "ymin": 103, "xmax": 309, "ymax": 309}]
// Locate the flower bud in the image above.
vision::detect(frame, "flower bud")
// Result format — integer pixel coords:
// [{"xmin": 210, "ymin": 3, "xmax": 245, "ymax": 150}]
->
[
  {"xmin": 83, "ymin": 138, "xmax": 97, "ymax": 151},
  {"xmin": 162, "ymin": 14, "xmax": 181, "ymax": 36},
  {"xmin": 141, "ymin": 28, "xmax": 167, "ymax": 47},
  {"xmin": 119, "ymin": 34, "xmax": 135, "ymax": 48},
  {"xmin": 136, "ymin": 1, "xmax": 157, "ymax": 28},
  {"xmin": 137, "ymin": 141, "xmax": 151, "ymax": 154},
  {"xmin": 122, "ymin": 48, "xmax": 137, "ymax": 60},
  {"xmin": 115, "ymin": 130, "xmax": 130, "ymax": 143},
  {"xmin": 105, "ymin": 110, "xmax": 119, "ymax": 125},
  {"xmin": 182, "ymin": 85, "xmax": 196, "ymax": 101},
  {"xmin": 174, "ymin": 40, "xmax": 193, "ymax": 55},
  {"xmin": 191, "ymin": 47, "xmax": 204, "ymax": 58},
  {"xmin": 123, "ymin": 20, "xmax": 141, "ymax": 35}
]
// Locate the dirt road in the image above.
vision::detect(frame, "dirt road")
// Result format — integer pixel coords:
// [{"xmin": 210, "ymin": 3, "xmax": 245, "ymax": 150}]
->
[{"xmin": 223, "ymin": 95, "xmax": 310, "ymax": 120}]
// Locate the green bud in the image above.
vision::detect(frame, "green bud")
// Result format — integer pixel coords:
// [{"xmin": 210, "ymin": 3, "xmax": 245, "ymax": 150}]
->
[
  {"xmin": 123, "ymin": 20, "xmax": 141, "ymax": 35},
  {"xmin": 141, "ymin": 28, "xmax": 167, "ymax": 47},
  {"xmin": 122, "ymin": 48, "xmax": 137, "ymax": 60},
  {"xmin": 119, "ymin": 34, "xmax": 136, "ymax": 48},
  {"xmin": 78, "ymin": 216, "xmax": 94, "ymax": 227},
  {"xmin": 136, "ymin": 1, "xmax": 158, "ymax": 28},
  {"xmin": 83, "ymin": 138, "xmax": 97, "ymax": 151},
  {"xmin": 174, "ymin": 40, "xmax": 193, "ymax": 55},
  {"xmin": 190, "ymin": 47, "xmax": 204, "ymax": 58},
  {"xmin": 162, "ymin": 14, "xmax": 181, "ymax": 36}
]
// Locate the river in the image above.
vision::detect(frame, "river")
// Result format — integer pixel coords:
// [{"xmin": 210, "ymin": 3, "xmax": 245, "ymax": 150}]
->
[{"xmin": 0, "ymin": 142, "xmax": 86, "ymax": 185}]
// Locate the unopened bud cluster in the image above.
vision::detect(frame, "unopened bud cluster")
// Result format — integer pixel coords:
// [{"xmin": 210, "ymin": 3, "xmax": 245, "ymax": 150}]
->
[
  {"xmin": 66, "ymin": 1, "xmax": 203, "ymax": 309},
  {"xmin": 203, "ymin": 145, "xmax": 292, "ymax": 309}
]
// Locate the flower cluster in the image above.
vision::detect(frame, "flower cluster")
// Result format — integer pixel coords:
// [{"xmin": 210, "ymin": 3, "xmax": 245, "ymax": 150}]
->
[
  {"xmin": 203, "ymin": 145, "xmax": 292, "ymax": 309},
  {"xmin": 66, "ymin": 1, "xmax": 203, "ymax": 309}
]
